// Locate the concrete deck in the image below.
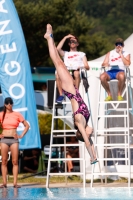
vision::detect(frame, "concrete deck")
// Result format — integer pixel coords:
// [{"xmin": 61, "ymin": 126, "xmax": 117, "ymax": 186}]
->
[{"xmin": 4, "ymin": 181, "xmax": 133, "ymax": 188}]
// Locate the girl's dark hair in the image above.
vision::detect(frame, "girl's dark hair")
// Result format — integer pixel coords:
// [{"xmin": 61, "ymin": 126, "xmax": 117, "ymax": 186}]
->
[
  {"xmin": 76, "ymin": 130, "xmax": 84, "ymax": 142},
  {"xmin": 1, "ymin": 97, "xmax": 13, "ymax": 124},
  {"xmin": 4, "ymin": 97, "xmax": 13, "ymax": 105},
  {"xmin": 76, "ymin": 130, "xmax": 93, "ymax": 145},
  {"xmin": 1, "ymin": 106, "xmax": 6, "ymax": 124}
]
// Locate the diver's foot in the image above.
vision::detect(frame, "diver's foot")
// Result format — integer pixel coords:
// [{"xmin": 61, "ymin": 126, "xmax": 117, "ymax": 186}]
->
[
  {"xmin": 91, "ymin": 159, "xmax": 98, "ymax": 165},
  {"xmin": 44, "ymin": 24, "xmax": 53, "ymax": 39}
]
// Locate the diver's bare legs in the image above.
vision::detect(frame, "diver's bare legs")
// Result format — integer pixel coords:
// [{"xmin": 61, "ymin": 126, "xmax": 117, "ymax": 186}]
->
[
  {"xmin": 56, "ymin": 72, "xmax": 63, "ymax": 96},
  {"xmin": 44, "ymin": 24, "xmax": 95, "ymax": 161},
  {"xmin": 44, "ymin": 24, "xmax": 75, "ymax": 95},
  {"xmin": 74, "ymin": 114, "xmax": 95, "ymax": 161},
  {"xmin": 86, "ymin": 126, "xmax": 97, "ymax": 160}
]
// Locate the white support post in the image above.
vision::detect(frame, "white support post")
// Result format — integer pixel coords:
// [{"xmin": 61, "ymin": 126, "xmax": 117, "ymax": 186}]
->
[
  {"xmin": 91, "ymin": 68, "xmax": 132, "ymax": 187},
  {"xmin": 46, "ymin": 80, "xmax": 86, "ymax": 188}
]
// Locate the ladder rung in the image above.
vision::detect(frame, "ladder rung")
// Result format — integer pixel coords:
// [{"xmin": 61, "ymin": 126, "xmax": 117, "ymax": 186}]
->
[
  {"xmin": 51, "ymin": 144, "xmax": 83, "ymax": 147},
  {"xmin": 98, "ymin": 115, "xmax": 128, "ymax": 118},
  {"xmin": 95, "ymin": 144, "xmax": 128, "ymax": 146},
  {"xmin": 98, "ymin": 146, "xmax": 130, "ymax": 149},
  {"xmin": 49, "ymin": 158, "xmax": 84, "ymax": 161},
  {"xmin": 97, "ymin": 158, "xmax": 129, "ymax": 161},
  {"xmin": 99, "ymin": 101, "xmax": 127, "ymax": 104},
  {"xmin": 53, "ymin": 134, "xmax": 76, "ymax": 137},
  {"xmin": 53, "ymin": 130, "xmax": 76, "ymax": 133},
  {"xmin": 54, "ymin": 116, "xmax": 72, "ymax": 119},
  {"xmin": 105, "ymin": 109, "xmax": 129, "ymax": 111},
  {"xmin": 92, "ymin": 172, "xmax": 130, "ymax": 175},
  {"xmin": 96, "ymin": 128, "xmax": 129, "ymax": 132},
  {"xmin": 48, "ymin": 172, "xmax": 83, "ymax": 176},
  {"xmin": 97, "ymin": 134, "xmax": 128, "ymax": 136}
]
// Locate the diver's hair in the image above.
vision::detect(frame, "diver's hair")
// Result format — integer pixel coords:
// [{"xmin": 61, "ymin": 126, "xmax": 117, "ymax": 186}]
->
[
  {"xmin": 76, "ymin": 130, "xmax": 93, "ymax": 145},
  {"xmin": 76, "ymin": 131, "xmax": 84, "ymax": 142}
]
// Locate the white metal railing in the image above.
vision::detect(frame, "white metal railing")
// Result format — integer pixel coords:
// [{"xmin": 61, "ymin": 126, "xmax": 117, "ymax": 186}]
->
[
  {"xmin": 91, "ymin": 67, "xmax": 132, "ymax": 187},
  {"xmin": 46, "ymin": 80, "xmax": 86, "ymax": 188}
]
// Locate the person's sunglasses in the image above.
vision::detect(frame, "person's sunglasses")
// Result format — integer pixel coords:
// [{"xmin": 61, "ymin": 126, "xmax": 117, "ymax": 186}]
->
[
  {"xmin": 115, "ymin": 42, "xmax": 123, "ymax": 46},
  {"xmin": 69, "ymin": 40, "xmax": 78, "ymax": 44},
  {"xmin": 5, "ymin": 102, "xmax": 13, "ymax": 105}
]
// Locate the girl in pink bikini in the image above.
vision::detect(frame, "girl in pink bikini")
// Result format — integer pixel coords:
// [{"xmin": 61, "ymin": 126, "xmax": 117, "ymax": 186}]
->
[
  {"xmin": 0, "ymin": 97, "xmax": 29, "ymax": 188},
  {"xmin": 44, "ymin": 24, "xmax": 98, "ymax": 165}
]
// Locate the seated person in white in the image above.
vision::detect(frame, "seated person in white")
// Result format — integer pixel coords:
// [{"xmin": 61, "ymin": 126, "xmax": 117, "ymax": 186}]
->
[
  {"xmin": 100, "ymin": 38, "xmax": 131, "ymax": 101},
  {"xmin": 56, "ymin": 34, "xmax": 89, "ymax": 103}
]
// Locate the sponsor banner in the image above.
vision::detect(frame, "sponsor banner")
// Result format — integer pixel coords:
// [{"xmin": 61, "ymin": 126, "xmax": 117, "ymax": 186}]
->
[{"xmin": 0, "ymin": 0, "xmax": 41, "ymax": 149}]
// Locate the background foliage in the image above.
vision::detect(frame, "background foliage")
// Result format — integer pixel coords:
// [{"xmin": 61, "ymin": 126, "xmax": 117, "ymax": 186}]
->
[
  {"xmin": 12, "ymin": 0, "xmax": 109, "ymax": 66},
  {"xmin": 13, "ymin": 0, "xmax": 133, "ymax": 67},
  {"xmin": 38, "ymin": 113, "xmax": 70, "ymax": 134}
]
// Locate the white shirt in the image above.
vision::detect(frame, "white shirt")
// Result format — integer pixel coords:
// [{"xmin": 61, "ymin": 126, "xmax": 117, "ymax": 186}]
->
[
  {"xmin": 109, "ymin": 49, "xmax": 129, "ymax": 70},
  {"xmin": 63, "ymin": 51, "xmax": 85, "ymax": 70}
]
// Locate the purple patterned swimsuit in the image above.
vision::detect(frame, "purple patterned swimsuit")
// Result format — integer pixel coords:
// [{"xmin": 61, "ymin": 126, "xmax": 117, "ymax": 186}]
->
[{"xmin": 63, "ymin": 88, "xmax": 90, "ymax": 128}]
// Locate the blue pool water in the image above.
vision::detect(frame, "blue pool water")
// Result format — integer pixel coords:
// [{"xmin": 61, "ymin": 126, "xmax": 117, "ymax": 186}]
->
[{"xmin": 0, "ymin": 187, "xmax": 133, "ymax": 200}]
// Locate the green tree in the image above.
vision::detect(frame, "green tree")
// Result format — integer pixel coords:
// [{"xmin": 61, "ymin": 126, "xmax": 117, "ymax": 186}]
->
[
  {"xmin": 38, "ymin": 113, "xmax": 70, "ymax": 135},
  {"xmin": 14, "ymin": 0, "xmax": 108, "ymax": 65},
  {"xmin": 77, "ymin": 0, "xmax": 133, "ymax": 41},
  {"xmin": 14, "ymin": 0, "xmax": 133, "ymax": 65}
]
